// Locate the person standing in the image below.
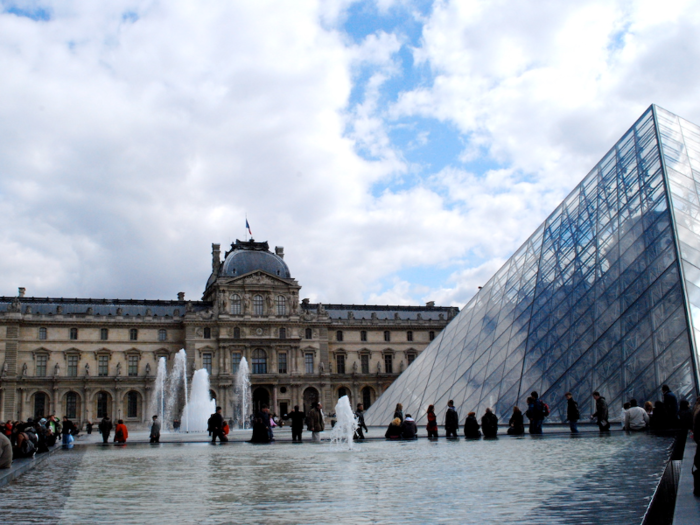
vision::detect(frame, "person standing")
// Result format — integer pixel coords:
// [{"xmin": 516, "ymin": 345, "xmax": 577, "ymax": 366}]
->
[
  {"xmin": 114, "ymin": 420, "xmax": 128, "ymax": 444},
  {"xmin": 662, "ymin": 385, "xmax": 679, "ymax": 428},
  {"xmin": 308, "ymin": 402, "xmax": 325, "ymax": 442},
  {"xmin": 61, "ymin": 416, "xmax": 75, "ymax": 446},
  {"xmin": 444, "ymin": 400, "xmax": 459, "ymax": 438},
  {"xmin": 481, "ymin": 408, "xmax": 498, "ymax": 438},
  {"xmin": 289, "ymin": 405, "xmax": 305, "ymax": 442},
  {"xmin": 354, "ymin": 403, "xmax": 369, "ymax": 440},
  {"xmin": 565, "ymin": 393, "xmax": 580, "ymax": 434},
  {"xmin": 149, "ymin": 415, "xmax": 161, "ymax": 443},
  {"xmin": 210, "ymin": 406, "xmax": 228, "ymax": 443},
  {"xmin": 526, "ymin": 392, "xmax": 545, "ymax": 434},
  {"xmin": 591, "ymin": 392, "xmax": 610, "ymax": 431},
  {"xmin": 98, "ymin": 416, "xmax": 113, "ymax": 444},
  {"xmin": 86, "ymin": 421, "xmax": 93, "ymax": 435},
  {"xmin": 426, "ymin": 404, "xmax": 438, "ymax": 439},
  {"xmin": 393, "ymin": 403, "xmax": 404, "ymax": 423}
]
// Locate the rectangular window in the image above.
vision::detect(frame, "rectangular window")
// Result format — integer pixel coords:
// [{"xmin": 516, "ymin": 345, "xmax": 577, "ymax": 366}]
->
[
  {"xmin": 336, "ymin": 354, "xmax": 345, "ymax": 374},
  {"xmin": 100, "ymin": 328, "xmax": 109, "ymax": 341},
  {"xmin": 127, "ymin": 393, "xmax": 138, "ymax": 418},
  {"xmin": 97, "ymin": 393, "xmax": 109, "ymax": 418},
  {"xmin": 66, "ymin": 393, "xmax": 77, "ymax": 419},
  {"xmin": 407, "ymin": 353, "xmax": 416, "ymax": 366},
  {"xmin": 67, "ymin": 355, "xmax": 78, "ymax": 377},
  {"xmin": 98, "ymin": 355, "xmax": 109, "ymax": 377},
  {"xmin": 279, "ymin": 327, "xmax": 286, "ymax": 339},
  {"xmin": 232, "ymin": 352, "xmax": 242, "ymax": 373},
  {"xmin": 158, "ymin": 329, "xmax": 167, "ymax": 341},
  {"xmin": 36, "ymin": 355, "xmax": 47, "ymax": 376},
  {"xmin": 39, "ymin": 327, "xmax": 47, "ymax": 340},
  {"xmin": 336, "ymin": 330, "xmax": 343, "ymax": 342},
  {"xmin": 360, "ymin": 330, "xmax": 367, "ymax": 342},
  {"xmin": 203, "ymin": 353, "xmax": 212, "ymax": 374},
  {"xmin": 384, "ymin": 354, "xmax": 393, "ymax": 374},
  {"xmin": 277, "ymin": 296, "xmax": 287, "ymax": 316},
  {"xmin": 280, "ymin": 402, "xmax": 288, "ymax": 417},
  {"xmin": 361, "ymin": 354, "xmax": 369, "ymax": 374},
  {"xmin": 203, "ymin": 327, "xmax": 211, "ymax": 339},
  {"xmin": 278, "ymin": 352, "xmax": 287, "ymax": 374},
  {"xmin": 130, "ymin": 328, "xmax": 138, "ymax": 341},
  {"xmin": 429, "ymin": 331, "xmax": 435, "ymax": 341},
  {"xmin": 305, "ymin": 328, "xmax": 312, "ymax": 339},
  {"xmin": 128, "ymin": 355, "xmax": 139, "ymax": 376},
  {"xmin": 384, "ymin": 331, "xmax": 391, "ymax": 342},
  {"xmin": 70, "ymin": 328, "xmax": 78, "ymax": 340},
  {"xmin": 305, "ymin": 353, "xmax": 314, "ymax": 374},
  {"xmin": 253, "ymin": 295, "xmax": 264, "ymax": 316},
  {"xmin": 407, "ymin": 331, "xmax": 413, "ymax": 342}
]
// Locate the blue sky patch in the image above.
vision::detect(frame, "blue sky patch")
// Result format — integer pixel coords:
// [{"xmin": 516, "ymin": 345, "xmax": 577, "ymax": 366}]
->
[{"xmin": 4, "ymin": 3, "xmax": 51, "ymax": 21}]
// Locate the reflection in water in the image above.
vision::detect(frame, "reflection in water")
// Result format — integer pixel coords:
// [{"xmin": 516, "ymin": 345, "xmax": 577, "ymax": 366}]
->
[{"xmin": 0, "ymin": 434, "xmax": 673, "ymax": 525}]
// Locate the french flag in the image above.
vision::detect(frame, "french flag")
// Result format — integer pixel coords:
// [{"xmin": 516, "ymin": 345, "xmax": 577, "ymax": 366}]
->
[{"xmin": 246, "ymin": 219, "xmax": 252, "ymax": 236}]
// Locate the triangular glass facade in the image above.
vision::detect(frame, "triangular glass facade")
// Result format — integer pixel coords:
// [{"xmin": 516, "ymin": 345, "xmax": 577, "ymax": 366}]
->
[{"xmin": 365, "ymin": 105, "xmax": 700, "ymax": 425}]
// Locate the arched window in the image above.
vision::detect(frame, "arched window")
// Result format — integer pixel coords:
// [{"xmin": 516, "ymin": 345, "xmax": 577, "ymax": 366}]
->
[
  {"xmin": 129, "ymin": 328, "xmax": 138, "ymax": 341},
  {"xmin": 158, "ymin": 329, "xmax": 167, "ymax": 341},
  {"xmin": 384, "ymin": 330, "xmax": 391, "ymax": 342},
  {"xmin": 231, "ymin": 294, "xmax": 242, "ymax": 315},
  {"xmin": 233, "ymin": 327, "xmax": 241, "ymax": 339},
  {"xmin": 34, "ymin": 392, "xmax": 47, "ymax": 419},
  {"xmin": 277, "ymin": 296, "xmax": 287, "ymax": 316},
  {"xmin": 252, "ymin": 348, "xmax": 267, "ymax": 374},
  {"xmin": 253, "ymin": 295, "xmax": 264, "ymax": 316},
  {"xmin": 336, "ymin": 330, "xmax": 343, "ymax": 342},
  {"xmin": 66, "ymin": 392, "xmax": 78, "ymax": 419},
  {"xmin": 407, "ymin": 330, "xmax": 413, "ymax": 342},
  {"xmin": 127, "ymin": 391, "xmax": 139, "ymax": 418},
  {"xmin": 69, "ymin": 327, "xmax": 78, "ymax": 340},
  {"xmin": 203, "ymin": 327, "xmax": 211, "ymax": 339},
  {"xmin": 362, "ymin": 387, "xmax": 373, "ymax": 409},
  {"xmin": 305, "ymin": 328, "xmax": 312, "ymax": 339},
  {"xmin": 279, "ymin": 327, "xmax": 286, "ymax": 339},
  {"xmin": 338, "ymin": 387, "xmax": 349, "ymax": 399}
]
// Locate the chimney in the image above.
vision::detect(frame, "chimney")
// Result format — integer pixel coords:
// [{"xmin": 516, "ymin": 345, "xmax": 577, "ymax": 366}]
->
[
  {"xmin": 177, "ymin": 292, "xmax": 185, "ymax": 301},
  {"xmin": 275, "ymin": 246, "xmax": 284, "ymax": 259},
  {"xmin": 18, "ymin": 287, "xmax": 26, "ymax": 298},
  {"xmin": 212, "ymin": 243, "xmax": 221, "ymax": 272}
]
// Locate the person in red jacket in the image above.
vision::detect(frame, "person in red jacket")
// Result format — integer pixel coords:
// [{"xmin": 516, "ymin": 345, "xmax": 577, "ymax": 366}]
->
[
  {"xmin": 114, "ymin": 420, "xmax": 128, "ymax": 444},
  {"xmin": 426, "ymin": 404, "xmax": 438, "ymax": 439}
]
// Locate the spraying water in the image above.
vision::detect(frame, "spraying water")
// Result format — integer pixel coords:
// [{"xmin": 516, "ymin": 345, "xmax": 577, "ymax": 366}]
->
[
  {"xmin": 182, "ymin": 368, "xmax": 216, "ymax": 432},
  {"xmin": 166, "ymin": 349, "xmax": 188, "ymax": 430},
  {"xmin": 235, "ymin": 357, "xmax": 251, "ymax": 429},
  {"xmin": 330, "ymin": 396, "xmax": 358, "ymax": 450},
  {"xmin": 148, "ymin": 357, "xmax": 167, "ymax": 424}
]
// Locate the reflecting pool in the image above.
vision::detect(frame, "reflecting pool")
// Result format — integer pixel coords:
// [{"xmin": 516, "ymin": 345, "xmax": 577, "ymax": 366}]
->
[{"xmin": 0, "ymin": 433, "xmax": 673, "ymax": 524}]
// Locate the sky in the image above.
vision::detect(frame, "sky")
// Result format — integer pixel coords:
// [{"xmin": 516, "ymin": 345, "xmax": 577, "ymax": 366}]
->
[{"xmin": 1, "ymin": 0, "xmax": 700, "ymax": 308}]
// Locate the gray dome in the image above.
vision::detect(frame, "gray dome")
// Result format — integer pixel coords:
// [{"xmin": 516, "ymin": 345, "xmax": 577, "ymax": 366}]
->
[{"xmin": 220, "ymin": 240, "xmax": 291, "ymax": 279}]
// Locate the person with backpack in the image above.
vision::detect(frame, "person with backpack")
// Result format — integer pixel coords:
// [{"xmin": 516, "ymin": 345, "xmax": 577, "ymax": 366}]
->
[
  {"xmin": 210, "ymin": 406, "xmax": 228, "ymax": 443},
  {"xmin": 526, "ymin": 391, "xmax": 547, "ymax": 434},
  {"xmin": 565, "ymin": 392, "xmax": 580, "ymax": 434},
  {"xmin": 591, "ymin": 392, "xmax": 610, "ymax": 431},
  {"xmin": 98, "ymin": 416, "xmax": 113, "ymax": 444},
  {"xmin": 114, "ymin": 420, "xmax": 128, "ymax": 444}
]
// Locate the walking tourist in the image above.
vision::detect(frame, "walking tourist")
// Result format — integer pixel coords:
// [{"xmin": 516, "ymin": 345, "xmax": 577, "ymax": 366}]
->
[
  {"xmin": 662, "ymin": 385, "xmax": 679, "ymax": 428},
  {"xmin": 393, "ymin": 403, "xmax": 404, "ymax": 422},
  {"xmin": 210, "ymin": 406, "xmax": 228, "ymax": 443},
  {"xmin": 289, "ymin": 405, "xmax": 305, "ymax": 442},
  {"xmin": 385, "ymin": 418, "xmax": 402, "ymax": 439},
  {"xmin": 526, "ymin": 392, "xmax": 546, "ymax": 434},
  {"xmin": 624, "ymin": 399, "xmax": 649, "ymax": 431},
  {"xmin": 0, "ymin": 430, "xmax": 12, "ymax": 468},
  {"xmin": 150, "ymin": 415, "xmax": 161, "ymax": 443},
  {"xmin": 114, "ymin": 420, "xmax": 128, "ymax": 444},
  {"xmin": 354, "ymin": 403, "xmax": 368, "ymax": 440},
  {"xmin": 86, "ymin": 421, "xmax": 93, "ymax": 435},
  {"xmin": 426, "ymin": 404, "xmax": 438, "ymax": 439},
  {"xmin": 61, "ymin": 416, "xmax": 75, "ymax": 446},
  {"xmin": 481, "ymin": 408, "xmax": 498, "ymax": 438},
  {"xmin": 507, "ymin": 406, "xmax": 524, "ymax": 435},
  {"xmin": 464, "ymin": 412, "xmax": 481, "ymax": 439},
  {"xmin": 564, "ymin": 393, "xmax": 580, "ymax": 434},
  {"xmin": 401, "ymin": 414, "xmax": 417, "ymax": 439},
  {"xmin": 98, "ymin": 416, "xmax": 113, "ymax": 444},
  {"xmin": 444, "ymin": 400, "xmax": 459, "ymax": 438},
  {"xmin": 591, "ymin": 392, "xmax": 610, "ymax": 431},
  {"xmin": 308, "ymin": 402, "xmax": 325, "ymax": 442}
]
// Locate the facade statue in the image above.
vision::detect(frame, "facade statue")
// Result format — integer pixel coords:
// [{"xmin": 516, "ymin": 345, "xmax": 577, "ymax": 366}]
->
[
  {"xmin": 54, "ymin": 362, "xmax": 60, "ymax": 376},
  {"xmin": 145, "ymin": 362, "xmax": 151, "ymax": 376},
  {"xmin": 21, "ymin": 362, "xmax": 27, "ymax": 376},
  {"xmin": 1, "ymin": 361, "xmax": 7, "ymax": 377},
  {"xmin": 116, "ymin": 362, "xmax": 122, "ymax": 376},
  {"xmin": 377, "ymin": 361, "xmax": 382, "ymax": 374},
  {"xmin": 84, "ymin": 362, "xmax": 90, "ymax": 376},
  {"xmin": 353, "ymin": 361, "xmax": 358, "ymax": 373}
]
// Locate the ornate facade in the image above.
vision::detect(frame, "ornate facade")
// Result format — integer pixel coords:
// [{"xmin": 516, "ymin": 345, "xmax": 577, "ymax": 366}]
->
[{"xmin": 0, "ymin": 239, "xmax": 456, "ymax": 428}]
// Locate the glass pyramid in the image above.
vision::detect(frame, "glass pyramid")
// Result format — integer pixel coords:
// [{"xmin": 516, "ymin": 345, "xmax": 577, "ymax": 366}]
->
[{"xmin": 365, "ymin": 105, "xmax": 700, "ymax": 425}]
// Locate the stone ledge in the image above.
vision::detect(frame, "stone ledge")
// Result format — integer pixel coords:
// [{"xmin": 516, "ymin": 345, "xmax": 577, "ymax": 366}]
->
[{"xmin": 0, "ymin": 444, "xmax": 62, "ymax": 488}]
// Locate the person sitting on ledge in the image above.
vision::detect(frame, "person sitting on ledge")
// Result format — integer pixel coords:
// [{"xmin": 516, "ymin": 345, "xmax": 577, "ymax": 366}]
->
[
  {"xmin": 507, "ymin": 406, "xmax": 524, "ymax": 436},
  {"xmin": 114, "ymin": 420, "xmax": 128, "ymax": 444},
  {"xmin": 624, "ymin": 399, "xmax": 649, "ymax": 432},
  {"xmin": 481, "ymin": 408, "xmax": 498, "ymax": 438},
  {"xmin": 400, "ymin": 415, "xmax": 418, "ymax": 440},
  {"xmin": 464, "ymin": 412, "xmax": 481, "ymax": 439},
  {"xmin": 385, "ymin": 418, "xmax": 402, "ymax": 440},
  {"xmin": 249, "ymin": 416, "xmax": 271, "ymax": 443},
  {"xmin": 0, "ymin": 427, "xmax": 12, "ymax": 468}
]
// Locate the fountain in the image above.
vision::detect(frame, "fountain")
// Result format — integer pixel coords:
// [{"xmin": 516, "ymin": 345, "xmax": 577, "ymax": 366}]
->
[
  {"xmin": 148, "ymin": 357, "xmax": 167, "ymax": 423},
  {"xmin": 182, "ymin": 368, "xmax": 216, "ymax": 432},
  {"xmin": 166, "ymin": 349, "xmax": 188, "ymax": 431},
  {"xmin": 330, "ymin": 395, "xmax": 358, "ymax": 450},
  {"xmin": 234, "ymin": 357, "xmax": 251, "ymax": 429}
]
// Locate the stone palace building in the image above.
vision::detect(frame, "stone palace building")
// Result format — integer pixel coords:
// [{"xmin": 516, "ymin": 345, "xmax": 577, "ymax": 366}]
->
[{"xmin": 0, "ymin": 239, "xmax": 456, "ymax": 428}]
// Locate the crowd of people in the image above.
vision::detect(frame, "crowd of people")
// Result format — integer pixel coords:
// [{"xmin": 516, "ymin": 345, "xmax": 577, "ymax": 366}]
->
[
  {"xmin": 0, "ymin": 415, "xmax": 81, "ymax": 469},
  {"xmin": 380, "ymin": 385, "xmax": 700, "ymax": 440}
]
